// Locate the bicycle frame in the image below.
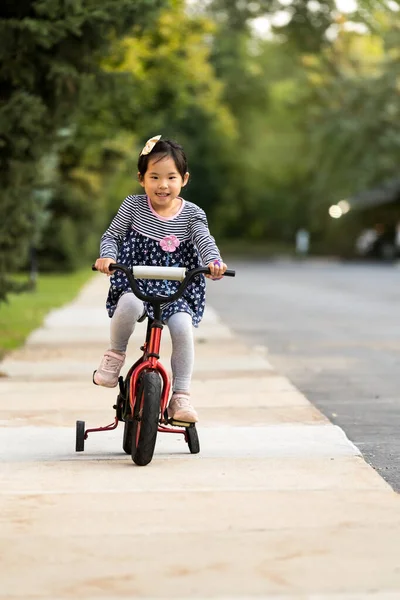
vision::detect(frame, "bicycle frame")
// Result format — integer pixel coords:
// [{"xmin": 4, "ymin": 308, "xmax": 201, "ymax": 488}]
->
[
  {"xmin": 127, "ymin": 316, "xmax": 193, "ymax": 438},
  {"xmin": 83, "ymin": 263, "xmax": 235, "ymax": 444},
  {"xmin": 129, "ymin": 316, "xmax": 169, "ymax": 412}
]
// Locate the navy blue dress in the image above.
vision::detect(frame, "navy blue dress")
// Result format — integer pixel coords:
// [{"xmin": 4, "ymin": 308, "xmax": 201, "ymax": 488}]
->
[{"xmin": 101, "ymin": 195, "xmax": 222, "ymax": 327}]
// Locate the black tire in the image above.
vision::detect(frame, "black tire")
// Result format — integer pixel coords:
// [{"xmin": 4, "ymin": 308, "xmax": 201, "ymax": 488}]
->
[
  {"xmin": 115, "ymin": 376, "xmax": 127, "ymax": 422},
  {"xmin": 75, "ymin": 420, "xmax": 85, "ymax": 452},
  {"xmin": 186, "ymin": 426, "xmax": 200, "ymax": 454},
  {"xmin": 122, "ymin": 419, "xmax": 133, "ymax": 454},
  {"xmin": 131, "ymin": 371, "xmax": 161, "ymax": 466}
]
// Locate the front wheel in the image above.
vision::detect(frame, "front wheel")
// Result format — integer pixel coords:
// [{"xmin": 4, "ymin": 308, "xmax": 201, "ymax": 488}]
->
[{"xmin": 132, "ymin": 371, "xmax": 161, "ymax": 466}]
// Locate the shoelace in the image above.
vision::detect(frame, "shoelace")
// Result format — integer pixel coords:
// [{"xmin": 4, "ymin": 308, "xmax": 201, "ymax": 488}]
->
[
  {"xmin": 102, "ymin": 355, "xmax": 122, "ymax": 372},
  {"xmin": 173, "ymin": 396, "xmax": 190, "ymax": 408}
]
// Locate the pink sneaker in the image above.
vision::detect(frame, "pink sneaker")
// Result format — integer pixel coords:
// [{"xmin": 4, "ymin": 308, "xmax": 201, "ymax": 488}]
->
[
  {"xmin": 168, "ymin": 394, "xmax": 198, "ymax": 423},
  {"xmin": 93, "ymin": 350, "xmax": 125, "ymax": 388}
]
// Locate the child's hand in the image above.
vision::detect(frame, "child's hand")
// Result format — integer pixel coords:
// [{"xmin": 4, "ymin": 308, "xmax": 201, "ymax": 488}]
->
[
  {"xmin": 95, "ymin": 257, "xmax": 115, "ymax": 275},
  {"xmin": 206, "ymin": 259, "xmax": 227, "ymax": 280}
]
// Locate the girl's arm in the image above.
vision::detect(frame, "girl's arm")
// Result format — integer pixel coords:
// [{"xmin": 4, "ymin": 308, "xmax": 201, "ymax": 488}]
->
[
  {"xmin": 99, "ymin": 195, "xmax": 136, "ymax": 259},
  {"xmin": 190, "ymin": 208, "xmax": 227, "ymax": 278}
]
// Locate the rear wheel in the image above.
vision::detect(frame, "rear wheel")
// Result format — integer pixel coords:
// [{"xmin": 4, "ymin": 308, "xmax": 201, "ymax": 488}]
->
[{"xmin": 131, "ymin": 371, "xmax": 161, "ymax": 466}]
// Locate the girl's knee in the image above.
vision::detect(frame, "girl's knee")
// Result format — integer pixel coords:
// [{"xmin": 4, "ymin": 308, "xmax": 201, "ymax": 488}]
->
[
  {"xmin": 115, "ymin": 293, "xmax": 144, "ymax": 320},
  {"xmin": 168, "ymin": 313, "xmax": 193, "ymax": 343},
  {"xmin": 168, "ymin": 312, "xmax": 192, "ymax": 329}
]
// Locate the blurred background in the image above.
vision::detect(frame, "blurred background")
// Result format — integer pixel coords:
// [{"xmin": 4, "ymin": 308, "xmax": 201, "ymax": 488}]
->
[
  {"xmin": 1, "ymin": 0, "xmax": 400, "ymax": 345},
  {"xmin": 1, "ymin": 0, "xmax": 400, "ymax": 486}
]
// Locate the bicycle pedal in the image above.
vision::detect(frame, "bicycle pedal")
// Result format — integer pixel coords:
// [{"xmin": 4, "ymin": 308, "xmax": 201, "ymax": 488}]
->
[
  {"xmin": 169, "ymin": 419, "xmax": 193, "ymax": 428},
  {"xmin": 164, "ymin": 408, "xmax": 195, "ymax": 428}
]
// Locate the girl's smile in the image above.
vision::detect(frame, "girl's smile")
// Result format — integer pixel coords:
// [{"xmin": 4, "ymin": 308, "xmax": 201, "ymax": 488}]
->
[{"xmin": 139, "ymin": 155, "xmax": 189, "ymax": 216}]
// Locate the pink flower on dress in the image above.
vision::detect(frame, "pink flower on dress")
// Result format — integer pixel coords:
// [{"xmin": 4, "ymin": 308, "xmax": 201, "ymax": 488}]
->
[{"xmin": 160, "ymin": 235, "xmax": 180, "ymax": 252}]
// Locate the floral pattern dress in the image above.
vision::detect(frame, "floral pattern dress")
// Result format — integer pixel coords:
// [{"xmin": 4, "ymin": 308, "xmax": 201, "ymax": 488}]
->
[{"xmin": 101, "ymin": 195, "xmax": 222, "ymax": 327}]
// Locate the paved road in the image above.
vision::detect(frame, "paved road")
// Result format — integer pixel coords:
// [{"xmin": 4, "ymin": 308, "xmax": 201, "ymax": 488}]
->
[{"xmin": 207, "ymin": 259, "xmax": 400, "ymax": 491}]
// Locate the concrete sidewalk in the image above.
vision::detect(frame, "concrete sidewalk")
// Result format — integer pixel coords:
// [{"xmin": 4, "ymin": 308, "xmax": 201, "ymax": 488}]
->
[{"xmin": 1, "ymin": 275, "xmax": 400, "ymax": 599}]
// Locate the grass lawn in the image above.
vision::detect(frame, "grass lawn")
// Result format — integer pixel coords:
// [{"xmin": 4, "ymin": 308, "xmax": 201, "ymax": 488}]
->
[{"xmin": 0, "ymin": 270, "xmax": 92, "ymax": 358}]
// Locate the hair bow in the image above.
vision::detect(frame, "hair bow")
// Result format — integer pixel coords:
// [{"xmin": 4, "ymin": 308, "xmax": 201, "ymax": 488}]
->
[{"xmin": 140, "ymin": 135, "xmax": 161, "ymax": 156}]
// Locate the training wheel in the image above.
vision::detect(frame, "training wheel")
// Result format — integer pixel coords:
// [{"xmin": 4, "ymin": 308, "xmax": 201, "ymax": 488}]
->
[
  {"xmin": 75, "ymin": 420, "xmax": 85, "ymax": 452},
  {"xmin": 186, "ymin": 426, "xmax": 200, "ymax": 454},
  {"xmin": 123, "ymin": 419, "xmax": 133, "ymax": 454}
]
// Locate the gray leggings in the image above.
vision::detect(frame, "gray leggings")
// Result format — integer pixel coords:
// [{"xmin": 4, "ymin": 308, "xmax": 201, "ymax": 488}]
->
[{"xmin": 110, "ymin": 292, "xmax": 194, "ymax": 393}]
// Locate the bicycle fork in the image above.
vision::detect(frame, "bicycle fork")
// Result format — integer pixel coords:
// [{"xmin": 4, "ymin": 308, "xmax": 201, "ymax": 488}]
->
[{"xmin": 129, "ymin": 318, "xmax": 170, "ymax": 419}]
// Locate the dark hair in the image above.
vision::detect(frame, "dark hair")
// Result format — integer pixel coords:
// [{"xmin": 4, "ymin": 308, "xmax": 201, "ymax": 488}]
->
[{"xmin": 137, "ymin": 138, "xmax": 188, "ymax": 179}]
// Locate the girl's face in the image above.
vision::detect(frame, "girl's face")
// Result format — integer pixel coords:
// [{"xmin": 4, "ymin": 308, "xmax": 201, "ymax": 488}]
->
[{"xmin": 139, "ymin": 155, "xmax": 189, "ymax": 211}]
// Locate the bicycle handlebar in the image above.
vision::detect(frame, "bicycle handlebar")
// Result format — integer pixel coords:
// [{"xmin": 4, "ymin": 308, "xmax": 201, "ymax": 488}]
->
[{"xmin": 92, "ymin": 263, "xmax": 235, "ymax": 306}]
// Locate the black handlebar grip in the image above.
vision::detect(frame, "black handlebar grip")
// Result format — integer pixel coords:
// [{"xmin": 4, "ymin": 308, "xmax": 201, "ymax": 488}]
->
[{"xmin": 92, "ymin": 263, "xmax": 118, "ymax": 272}]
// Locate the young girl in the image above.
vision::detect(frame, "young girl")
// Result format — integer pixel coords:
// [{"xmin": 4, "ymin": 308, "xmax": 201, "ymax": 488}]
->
[{"xmin": 94, "ymin": 135, "xmax": 227, "ymax": 423}]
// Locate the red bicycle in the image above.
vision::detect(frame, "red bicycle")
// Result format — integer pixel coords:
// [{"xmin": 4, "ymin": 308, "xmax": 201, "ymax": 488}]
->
[{"xmin": 76, "ymin": 263, "xmax": 235, "ymax": 466}]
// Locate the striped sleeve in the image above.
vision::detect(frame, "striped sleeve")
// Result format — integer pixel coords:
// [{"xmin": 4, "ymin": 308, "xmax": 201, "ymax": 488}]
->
[
  {"xmin": 190, "ymin": 207, "xmax": 222, "ymax": 265},
  {"xmin": 100, "ymin": 195, "xmax": 135, "ymax": 259}
]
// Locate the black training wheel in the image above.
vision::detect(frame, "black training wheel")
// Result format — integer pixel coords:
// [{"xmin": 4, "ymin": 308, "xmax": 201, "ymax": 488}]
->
[
  {"xmin": 186, "ymin": 426, "xmax": 200, "ymax": 454},
  {"xmin": 75, "ymin": 420, "xmax": 85, "ymax": 452},
  {"xmin": 123, "ymin": 419, "xmax": 133, "ymax": 454}
]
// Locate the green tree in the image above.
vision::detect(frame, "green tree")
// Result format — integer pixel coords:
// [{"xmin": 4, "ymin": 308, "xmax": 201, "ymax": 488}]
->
[
  {"xmin": 206, "ymin": 0, "xmax": 400, "ymax": 251},
  {"xmin": 0, "ymin": 0, "xmax": 167, "ymax": 299},
  {"xmin": 202, "ymin": 1, "xmax": 311, "ymax": 241},
  {"xmin": 36, "ymin": 0, "xmax": 238, "ymax": 269},
  {"xmin": 298, "ymin": 8, "xmax": 400, "ymax": 245},
  {"xmin": 94, "ymin": 3, "xmax": 237, "ymax": 226}
]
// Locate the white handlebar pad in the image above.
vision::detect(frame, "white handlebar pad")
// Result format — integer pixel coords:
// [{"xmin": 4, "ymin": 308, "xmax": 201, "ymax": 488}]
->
[{"xmin": 132, "ymin": 266, "xmax": 187, "ymax": 281}]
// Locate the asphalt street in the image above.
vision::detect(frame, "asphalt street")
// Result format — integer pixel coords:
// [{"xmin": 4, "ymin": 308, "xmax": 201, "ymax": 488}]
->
[{"xmin": 207, "ymin": 258, "xmax": 400, "ymax": 491}]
